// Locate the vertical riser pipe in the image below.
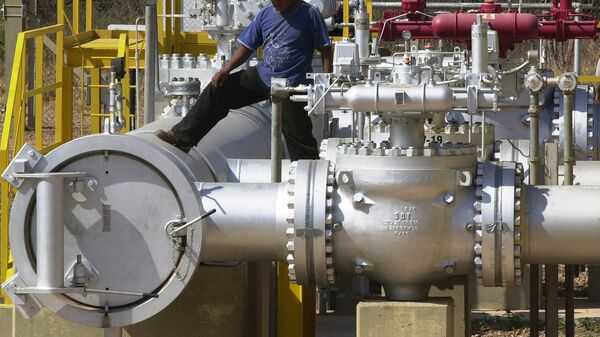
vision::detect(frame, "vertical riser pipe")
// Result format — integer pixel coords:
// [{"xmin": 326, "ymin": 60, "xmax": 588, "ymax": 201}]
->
[{"xmin": 36, "ymin": 178, "xmax": 64, "ymax": 289}]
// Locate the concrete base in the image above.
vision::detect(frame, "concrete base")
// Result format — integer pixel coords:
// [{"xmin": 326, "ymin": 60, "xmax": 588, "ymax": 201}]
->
[
  {"xmin": 356, "ymin": 298, "xmax": 453, "ymax": 337},
  {"xmin": 0, "ymin": 263, "xmax": 253, "ymax": 337},
  {"xmin": 430, "ymin": 275, "xmax": 469, "ymax": 337},
  {"xmin": 470, "ymin": 266, "xmax": 530, "ymax": 310}
]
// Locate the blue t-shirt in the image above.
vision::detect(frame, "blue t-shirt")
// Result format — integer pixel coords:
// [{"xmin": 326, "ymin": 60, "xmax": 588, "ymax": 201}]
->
[{"xmin": 238, "ymin": 2, "xmax": 331, "ymax": 87}]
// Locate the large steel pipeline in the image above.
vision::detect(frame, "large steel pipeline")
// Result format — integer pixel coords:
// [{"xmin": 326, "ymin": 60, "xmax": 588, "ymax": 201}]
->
[
  {"xmin": 3, "ymin": 104, "xmax": 275, "ymax": 328},
  {"xmin": 199, "ymin": 182, "xmax": 289, "ymax": 262},
  {"xmin": 524, "ymin": 185, "xmax": 600, "ymax": 264}
]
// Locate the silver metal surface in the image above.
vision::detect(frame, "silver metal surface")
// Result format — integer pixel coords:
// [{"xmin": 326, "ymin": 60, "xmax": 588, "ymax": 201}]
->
[
  {"xmin": 474, "ymin": 161, "xmax": 522, "ymax": 287},
  {"xmin": 355, "ymin": 0, "xmax": 370, "ymax": 60},
  {"xmin": 331, "ymin": 144, "xmax": 478, "ymax": 300},
  {"xmin": 471, "ymin": 17, "xmax": 488, "ymax": 75},
  {"xmin": 390, "ymin": 117, "xmax": 424, "ymax": 148},
  {"xmin": 285, "ymin": 160, "xmax": 335, "ymax": 284},
  {"xmin": 343, "ymin": 84, "xmax": 455, "ymax": 115},
  {"xmin": 199, "ymin": 182, "xmax": 288, "ymax": 262},
  {"xmin": 36, "ymin": 177, "xmax": 65, "ymax": 289},
  {"xmin": 524, "ymin": 185, "xmax": 600, "ymax": 264}
]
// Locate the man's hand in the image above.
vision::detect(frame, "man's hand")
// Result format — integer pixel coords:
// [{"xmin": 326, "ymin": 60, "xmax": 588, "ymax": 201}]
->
[
  {"xmin": 211, "ymin": 45, "xmax": 254, "ymax": 87},
  {"xmin": 211, "ymin": 69, "xmax": 230, "ymax": 87}
]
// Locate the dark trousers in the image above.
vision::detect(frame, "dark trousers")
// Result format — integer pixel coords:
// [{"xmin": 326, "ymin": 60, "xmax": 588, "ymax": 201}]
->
[{"xmin": 172, "ymin": 67, "xmax": 319, "ymax": 161}]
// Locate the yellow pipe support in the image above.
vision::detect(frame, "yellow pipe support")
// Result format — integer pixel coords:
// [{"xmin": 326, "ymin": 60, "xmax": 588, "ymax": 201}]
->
[
  {"xmin": 35, "ymin": 35, "xmax": 43, "ymax": 149},
  {"xmin": 278, "ymin": 263, "xmax": 316, "ymax": 337}
]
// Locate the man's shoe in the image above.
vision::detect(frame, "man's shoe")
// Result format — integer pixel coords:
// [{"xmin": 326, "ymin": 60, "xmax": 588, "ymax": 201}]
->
[{"xmin": 154, "ymin": 129, "xmax": 192, "ymax": 153}]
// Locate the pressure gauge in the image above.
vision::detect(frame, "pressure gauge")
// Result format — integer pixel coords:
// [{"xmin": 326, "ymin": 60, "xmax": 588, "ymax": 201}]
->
[{"xmin": 557, "ymin": 73, "xmax": 578, "ymax": 93}]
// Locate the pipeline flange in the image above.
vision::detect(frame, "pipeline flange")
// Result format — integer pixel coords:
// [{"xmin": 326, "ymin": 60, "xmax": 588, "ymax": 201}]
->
[
  {"xmin": 553, "ymin": 85, "xmax": 600, "ymax": 160},
  {"xmin": 474, "ymin": 161, "xmax": 523, "ymax": 287},
  {"xmin": 286, "ymin": 160, "xmax": 336, "ymax": 285},
  {"xmin": 336, "ymin": 141, "xmax": 477, "ymax": 157}
]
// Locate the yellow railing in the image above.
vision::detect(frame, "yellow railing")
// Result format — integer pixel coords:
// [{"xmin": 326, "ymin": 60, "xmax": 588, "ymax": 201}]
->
[{"xmin": 0, "ymin": 23, "xmax": 69, "ymax": 302}]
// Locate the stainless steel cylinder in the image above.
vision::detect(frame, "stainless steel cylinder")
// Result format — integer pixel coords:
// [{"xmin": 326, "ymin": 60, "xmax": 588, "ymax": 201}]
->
[
  {"xmin": 215, "ymin": 0, "xmax": 229, "ymax": 27},
  {"xmin": 471, "ymin": 17, "xmax": 488, "ymax": 74},
  {"xmin": 344, "ymin": 84, "xmax": 455, "ymax": 115},
  {"xmin": 524, "ymin": 185, "xmax": 600, "ymax": 264},
  {"xmin": 355, "ymin": 2, "xmax": 370, "ymax": 60},
  {"xmin": 390, "ymin": 118, "xmax": 425, "ymax": 148},
  {"xmin": 36, "ymin": 177, "xmax": 65, "ymax": 289},
  {"xmin": 200, "ymin": 182, "xmax": 288, "ymax": 262}
]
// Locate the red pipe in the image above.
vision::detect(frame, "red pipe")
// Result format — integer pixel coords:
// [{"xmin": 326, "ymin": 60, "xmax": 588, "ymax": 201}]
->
[
  {"xmin": 560, "ymin": 0, "xmax": 572, "ymax": 10},
  {"xmin": 432, "ymin": 13, "xmax": 539, "ymax": 43},
  {"xmin": 376, "ymin": 12, "xmax": 597, "ymax": 54},
  {"xmin": 538, "ymin": 20, "xmax": 598, "ymax": 41},
  {"xmin": 377, "ymin": 20, "xmax": 435, "ymax": 40}
]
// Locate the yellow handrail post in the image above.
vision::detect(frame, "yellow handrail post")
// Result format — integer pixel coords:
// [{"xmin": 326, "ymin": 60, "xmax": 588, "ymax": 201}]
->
[
  {"xmin": 174, "ymin": 0, "xmax": 182, "ymax": 54},
  {"xmin": 86, "ymin": 0, "xmax": 93, "ymax": 31},
  {"xmin": 73, "ymin": 0, "xmax": 80, "ymax": 35},
  {"xmin": 35, "ymin": 36, "xmax": 43, "ymax": 149},
  {"xmin": 90, "ymin": 68, "xmax": 101, "ymax": 134},
  {"xmin": 56, "ymin": 0, "xmax": 66, "ymax": 143},
  {"xmin": 56, "ymin": 0, "xmax": 73, "ymax": 143},
  {"xmin": 158, "ymin": 0, "xmax": 173, "ymax": 53},
  {"xmin": 15, "ymin": 49, "xmax": 26, "ymax": 149},
  {"xmin": 166, "ymin": 0, "xmax": 173, "ymax": 53},
  {"xmin": 57, "ymin": 67, "xmax": 74, "ymax": 143},
  {"xmin": 0, "ymin": 31, "xmax": 25, "ymax": 303},
  {"xmin": 343, "ymin": 0, "xmax": 350, "ymax": 38}
]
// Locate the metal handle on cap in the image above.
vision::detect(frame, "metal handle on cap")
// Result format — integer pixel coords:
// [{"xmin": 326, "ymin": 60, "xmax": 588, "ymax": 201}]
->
[{"xmin": 168, "ymin": 209, "xmax": 217, "ymax": 236}]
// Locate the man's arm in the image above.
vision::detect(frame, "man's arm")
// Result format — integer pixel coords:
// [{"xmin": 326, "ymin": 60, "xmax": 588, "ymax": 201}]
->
[
  {"xmin": 211, "ymin": 45, "xmax": 254, "ymax": 87},
  {"xmin": 319, "ymin": 45, "xmax": 333, "ymax": 73}
]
